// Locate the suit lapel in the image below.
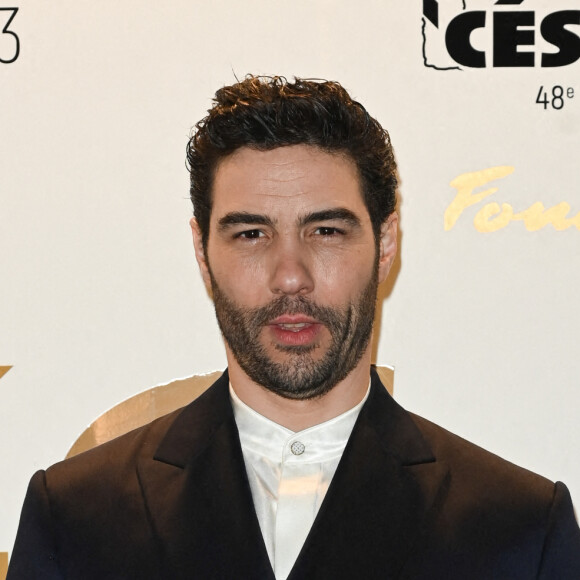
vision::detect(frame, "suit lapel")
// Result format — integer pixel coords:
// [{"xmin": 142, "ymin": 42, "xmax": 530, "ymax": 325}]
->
[
  {"xmin": 288, "ymin": 369, "xmax": 450, "ymax": 580},
  {"xmin": 135, "ymin": 368, "xmax": 448, "ymax": 579},
  {"xmin": 137, "ymin": 371, "xmax": 274, "ymax": 580}
]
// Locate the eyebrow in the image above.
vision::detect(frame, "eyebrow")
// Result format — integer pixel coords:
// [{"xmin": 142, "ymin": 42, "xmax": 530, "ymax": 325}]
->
[
  {"xmin": 217, "ymin": 212, "xmax": 276, "ymax": 231},
  {"xmin": 299, "ymin": 208, "xmax": 362, "ymax": 228}
]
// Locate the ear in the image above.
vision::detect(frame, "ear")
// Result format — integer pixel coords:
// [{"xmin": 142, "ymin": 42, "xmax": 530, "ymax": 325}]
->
[
  {"xmin": 377, "ymin": 213, "xmax": 398, "ymax": 284},
  {"xmin": 190, "ymin": 217, "xmax": 212, "ymax": 288}
]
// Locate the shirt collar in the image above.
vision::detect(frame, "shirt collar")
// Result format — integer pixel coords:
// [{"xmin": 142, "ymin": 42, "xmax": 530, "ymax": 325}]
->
[{"xmin": 230, "ymin": 380, "xmax": 371, "ymax": 464}]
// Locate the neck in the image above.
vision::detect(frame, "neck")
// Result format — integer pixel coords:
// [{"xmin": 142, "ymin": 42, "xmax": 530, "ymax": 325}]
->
[{"xmin": 226, "ymin": 347, "xmax": 372, "ymax": 431}]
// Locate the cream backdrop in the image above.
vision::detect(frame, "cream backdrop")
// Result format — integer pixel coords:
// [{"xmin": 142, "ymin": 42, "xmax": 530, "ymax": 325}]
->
[{"xmin": 1, "ymin": 0, "xmax": 579, "ymax": 563}]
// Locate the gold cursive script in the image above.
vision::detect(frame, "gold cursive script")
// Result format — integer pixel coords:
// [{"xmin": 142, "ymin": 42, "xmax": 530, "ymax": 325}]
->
[{"xmin": 445, "ymin": 166, "xmax": 580, "ymax": 233}]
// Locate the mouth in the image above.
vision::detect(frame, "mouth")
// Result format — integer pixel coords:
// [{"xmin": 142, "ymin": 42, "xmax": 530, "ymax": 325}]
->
[
  {"xmin": 267, "ymin": 315, "xmax": 323, "ymax": 346},
  {"xmin": 275, "ymin": 322, "xmax": 311, "ymax": 332}
]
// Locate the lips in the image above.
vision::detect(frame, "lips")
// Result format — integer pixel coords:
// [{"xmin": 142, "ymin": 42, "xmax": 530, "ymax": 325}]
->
[
  {"xmin": 269, "ymin": 314, "xmax": 318, "ymax": 325},
  {"xmin": 267, "ymin": 315, "xmax": 322, "ymax": 346}
]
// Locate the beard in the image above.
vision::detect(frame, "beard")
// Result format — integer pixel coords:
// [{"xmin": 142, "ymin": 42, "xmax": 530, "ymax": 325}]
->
[{"xmin": 209, "ymin": 266, "xmax": 379, "ymax": 400}]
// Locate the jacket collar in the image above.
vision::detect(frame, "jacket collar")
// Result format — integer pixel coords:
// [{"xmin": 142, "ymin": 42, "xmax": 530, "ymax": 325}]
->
[
  {"xmin": 139, "ymin": 368, "xmax": 448, "ymax": 579},
  {"xmin": 138, "ymin": 370, "xmax": 275, "ymax": 580},
  {"xmin": 289, "ymin": 368, "xmax": 448, "ymax": 578},
  {"xmin": 152, "ymin": 369, "xmax": 234, "ymax": 468}
]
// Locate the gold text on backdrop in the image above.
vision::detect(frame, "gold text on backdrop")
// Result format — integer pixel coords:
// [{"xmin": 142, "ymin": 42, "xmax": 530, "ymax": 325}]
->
[{"xmin": 445, "ymin": 167, "xmax": 580, "ymax": 233}]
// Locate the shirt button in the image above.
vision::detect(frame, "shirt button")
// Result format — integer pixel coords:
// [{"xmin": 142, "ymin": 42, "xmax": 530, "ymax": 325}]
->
[{"xmin": 290, "ymin": 441, "xmax": 306, "ymax": 455}]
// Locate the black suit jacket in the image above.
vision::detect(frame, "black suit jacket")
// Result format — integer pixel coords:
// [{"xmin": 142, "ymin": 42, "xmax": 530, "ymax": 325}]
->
[{"xmin": 8, "ymin": 369, "xmax": 580, "ymax": 579}]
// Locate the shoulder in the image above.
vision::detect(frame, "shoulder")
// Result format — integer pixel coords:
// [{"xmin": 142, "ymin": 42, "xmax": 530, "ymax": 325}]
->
[
  {"xmin": 43, "ymin": 407, "xmax": 181, "ymax": 500},
  {"xmin": 409, "ymin": 412, "xmax": 557, "ymax": 509},
  {"xmin": 45, "ymin": 370, "xmax": 231, "ymax": 490},
  {"xmin": 367, "ymin": 375, "xmax": 555, "ymax": 500},
  {"xmin": 407, "ymin": 413, "xmax": 580, "ymax": 576}
]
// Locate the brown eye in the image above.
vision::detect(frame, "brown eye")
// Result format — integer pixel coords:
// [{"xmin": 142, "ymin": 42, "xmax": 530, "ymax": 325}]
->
[
  {"xmin": 315, "ymin": 227, "xmax": 340, "ymax": 236},
  {"xmin": 237, "ymin": 229, "xmax": 264, "ymax": 239}
]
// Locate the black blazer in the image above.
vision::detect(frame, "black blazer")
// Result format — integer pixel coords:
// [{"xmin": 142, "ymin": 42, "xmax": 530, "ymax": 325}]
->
[{"xmin": 8, "ymin": 369, "xmax": 580, "ymax": 579}]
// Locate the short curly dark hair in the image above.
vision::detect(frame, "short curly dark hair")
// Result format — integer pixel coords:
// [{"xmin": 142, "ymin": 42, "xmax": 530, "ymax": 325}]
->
[{"xmin": 186, "ymin": 75, "xmax": 398, "ymax": 248}]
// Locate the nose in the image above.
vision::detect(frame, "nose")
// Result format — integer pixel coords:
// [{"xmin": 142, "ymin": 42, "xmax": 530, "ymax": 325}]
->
[{"xmin": 268, "ymin": 239, "xmax": 314, "ymax": 296}]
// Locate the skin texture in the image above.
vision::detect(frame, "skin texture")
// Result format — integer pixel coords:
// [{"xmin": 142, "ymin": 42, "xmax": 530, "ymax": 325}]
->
[{"xmin": 191, "ymin": 145, "xmax": 397, "ymax": 430}]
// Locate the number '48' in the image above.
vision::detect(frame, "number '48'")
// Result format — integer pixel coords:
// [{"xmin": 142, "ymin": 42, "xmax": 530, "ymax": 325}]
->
[{"xmin": 536, "ymin": 86, "xmax": 565, "ymax": 110}]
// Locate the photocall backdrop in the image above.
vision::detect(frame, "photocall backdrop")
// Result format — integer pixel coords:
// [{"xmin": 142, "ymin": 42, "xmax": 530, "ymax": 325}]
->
[{"xmin": 1, "ymin": 0, "xmax": 579, "ymax": 568}]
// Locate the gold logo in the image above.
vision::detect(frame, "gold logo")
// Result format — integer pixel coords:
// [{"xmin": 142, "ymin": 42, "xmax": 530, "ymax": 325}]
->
[
  {"xmin": 0, "ymin": 367, "xmax": 12, "ymax": 380},
  {"xmin": 445, "ymin": 167, "xmax": 580, "ymax": 233},
  {"xmin": 1, "ymin": 551, "xmax": 8, "ymax": 580}
]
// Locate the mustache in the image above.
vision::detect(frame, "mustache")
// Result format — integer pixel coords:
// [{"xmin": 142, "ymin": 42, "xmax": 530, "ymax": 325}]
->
[{"xmin": 250, "ymin": 295, "xmax": 344, "ymax": 328}]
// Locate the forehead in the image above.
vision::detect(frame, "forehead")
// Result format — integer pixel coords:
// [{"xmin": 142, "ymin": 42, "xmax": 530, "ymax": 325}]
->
[{"xmin": 210, "ymin": 145, "xmax": 367, "ymax": 219}]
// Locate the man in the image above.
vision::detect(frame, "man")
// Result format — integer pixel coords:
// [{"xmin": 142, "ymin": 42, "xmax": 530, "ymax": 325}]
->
[{"xmin": 8, "ymin": 76, "xmax": 580, "ymax": 579}]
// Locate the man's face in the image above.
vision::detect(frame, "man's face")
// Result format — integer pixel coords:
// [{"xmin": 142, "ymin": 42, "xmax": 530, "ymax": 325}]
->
[{"xmin": 192, "ymin": 145, "xmax": 397, "ymax": 399}]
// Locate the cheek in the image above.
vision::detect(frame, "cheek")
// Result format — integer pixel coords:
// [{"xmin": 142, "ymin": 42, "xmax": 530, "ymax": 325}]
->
[
  {"xmin": 208, "ymin": 250, "xmax": 269, "ymax": 303},
  {"xmin": 312, "ymin": 251, "xmax": 376, "ymax": 301}
]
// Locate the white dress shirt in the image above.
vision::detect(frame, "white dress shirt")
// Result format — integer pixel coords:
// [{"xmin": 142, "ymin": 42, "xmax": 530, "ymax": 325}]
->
[{"xmin": 230, "ymin": 384, "xmax": 370, "ymax": 580}]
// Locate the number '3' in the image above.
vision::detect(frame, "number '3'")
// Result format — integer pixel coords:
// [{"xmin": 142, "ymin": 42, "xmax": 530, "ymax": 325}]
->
[{"xmin": 1, "ymin": 8, "xmax": 19, "ymax": 64}]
